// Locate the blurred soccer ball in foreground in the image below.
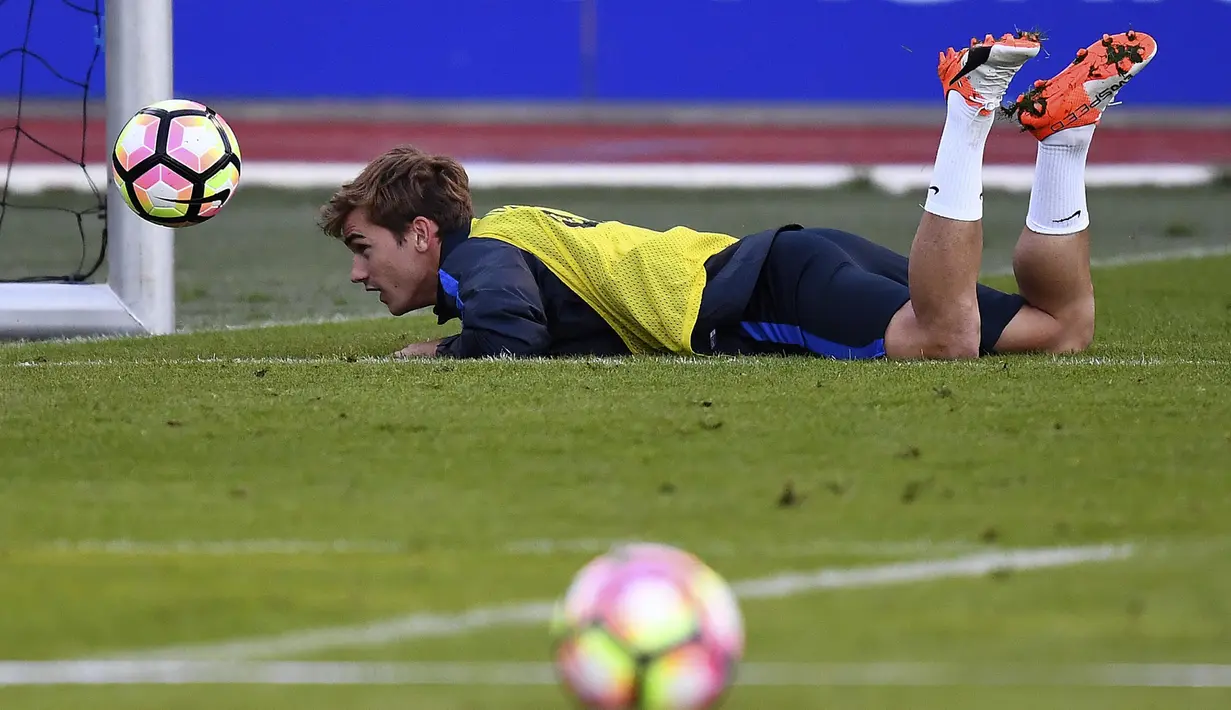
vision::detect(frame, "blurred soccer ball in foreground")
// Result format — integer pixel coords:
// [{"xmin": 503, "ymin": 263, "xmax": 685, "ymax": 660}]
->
[
  {"xmin": 551, "ymin": 542, "xmax": 744, "ymax": 709},
  {"xmin": 111, "ymin": 99, "xmax": 242, "ymax": 227}
]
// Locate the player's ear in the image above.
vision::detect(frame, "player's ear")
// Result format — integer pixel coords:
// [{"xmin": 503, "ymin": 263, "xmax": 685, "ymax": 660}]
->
[{"xmin": 408, "ymin": 216, "xmax": 440, "ymax": 253}]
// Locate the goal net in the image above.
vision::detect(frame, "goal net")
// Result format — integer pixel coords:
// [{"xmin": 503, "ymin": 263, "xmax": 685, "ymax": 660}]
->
[{"xmin": 0, "ymin": 0, "xmax": 174, "ymax": 340}]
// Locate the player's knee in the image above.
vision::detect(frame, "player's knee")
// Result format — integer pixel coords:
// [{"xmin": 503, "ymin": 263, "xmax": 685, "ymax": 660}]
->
[
  {"xmin": 923, "ymin": 327, "xmax": 981, "ymax": 359},
  {"xmin": 920, "ymin": 301, "xmax": 981, "ymax": 359},
  {"xmin": 885, "ymin": 303, "xmax": 980, "ymax": 360},
  {"xmin": 1047, "ymin": 298, "xmax": 1096, "ymax": 354}
]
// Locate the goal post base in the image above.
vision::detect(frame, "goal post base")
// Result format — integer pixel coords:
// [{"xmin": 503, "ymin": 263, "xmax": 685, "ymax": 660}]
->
[
  {"xmin": 0, "ymin": 283, "xmax": 147, "ymax": 341},
  {"xmin": 0, "ymin": 0, "xmax": 175, "ymax": 343}
]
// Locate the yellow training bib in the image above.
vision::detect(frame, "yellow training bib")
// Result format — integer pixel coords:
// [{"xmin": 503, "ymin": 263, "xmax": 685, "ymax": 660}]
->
[{"xmin": 471, "ymin": 206, "xmax": 737, "ymax": 354}]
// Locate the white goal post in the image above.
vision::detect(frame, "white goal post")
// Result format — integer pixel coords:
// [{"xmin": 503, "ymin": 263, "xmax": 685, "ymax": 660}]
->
[{"xmin": 0, "ymin": 0, "xmax": 175, "ymax": 340}]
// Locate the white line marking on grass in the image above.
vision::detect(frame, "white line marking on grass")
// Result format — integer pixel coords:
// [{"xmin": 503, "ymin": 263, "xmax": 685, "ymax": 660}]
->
[
  {"xmin": 892, "ymin": 355, "xmax": 1225, "ymax": 367},
  {"xmin": 5, "ymin": 355, "xmax": 1223, "ymax": 369},
  {"xmin": 739, "ymin": 661, "xmax": 1231, "ymax": 688},
  {"xmin": 30, "ymin": 539, "xmax": 405, "ymax": 556},
  {"xmin": 7, "ymin": 354, "xmax": 1221, "ymax": 371},
  {"xmin": 4, "ymin": 659, "xmax": 1231, "ymax": 688},
  {"xmin": 101, "ymin": 544, "xmax": 1132, "ymax": 661},
  {"xmin": 985, "ymin": 243, "xmax": 1231, "ymax": 278},
  {"xmin": 725, "ymin": 545, "xmax": 1132, "ymax": 600},
  {"xmin": 110, "ymin": 601, "xmax": 560, "ymax": 661},
  {"xmin": 6, "ymin": 356, "xmax": 398, "ymax": 368},
  {"xmin": 871, "ymin": 163, "xmax": 1222, "ymax": 195}
]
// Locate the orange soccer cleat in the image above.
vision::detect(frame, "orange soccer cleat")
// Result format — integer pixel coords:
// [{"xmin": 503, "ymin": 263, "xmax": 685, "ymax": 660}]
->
[
  {"xmin": 1005, "ymin": 30, "xmax": 1158, "ymax": 141},
  {"xmin": 938, "ymin": 31, "xmax": 1043, "ymax": 116}
]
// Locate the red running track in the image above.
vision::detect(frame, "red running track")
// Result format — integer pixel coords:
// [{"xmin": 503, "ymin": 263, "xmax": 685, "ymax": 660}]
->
[{"xmin": 4, "ymin": 117, "xmax": 1230, "ymax": 165}]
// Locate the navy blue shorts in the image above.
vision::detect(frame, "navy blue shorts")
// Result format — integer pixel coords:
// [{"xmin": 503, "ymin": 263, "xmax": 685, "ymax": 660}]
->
[{"xmin": 711, "ymin": 227, "xmax": 1026, "ymax": 359}]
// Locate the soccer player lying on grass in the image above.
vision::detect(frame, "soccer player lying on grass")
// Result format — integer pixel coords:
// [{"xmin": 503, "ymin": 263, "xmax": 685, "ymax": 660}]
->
[{"xmin": 319, "ymin": 30, "xmax": 1156, "ymax": 361}]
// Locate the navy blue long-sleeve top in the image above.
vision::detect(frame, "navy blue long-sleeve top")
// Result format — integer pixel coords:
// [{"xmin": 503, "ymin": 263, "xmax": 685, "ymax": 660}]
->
[{"xmin": 431, "ymin": 222, "xmax": 787, "ymax": 359}]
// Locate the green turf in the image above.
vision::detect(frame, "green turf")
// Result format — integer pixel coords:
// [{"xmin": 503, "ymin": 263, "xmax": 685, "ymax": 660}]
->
[
  {"xmin": 6, "ymin": 686, "xmax": 1230, "ymax": 710},
  {"xmin": 3, "ymin": 184, "xmax": 1229, "ymax": 328},
  {"xmin": 4, "ymin": 686, "xmax": 1230, "ymax": 710},
  {"xmin": 1, "ymin": 254, "xmax": 1230, "ymax": 708}
]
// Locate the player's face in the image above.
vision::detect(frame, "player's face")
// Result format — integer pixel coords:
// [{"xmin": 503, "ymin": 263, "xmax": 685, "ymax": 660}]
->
[{"xmin": 343, "ymin": 209, "xmax": 441, "ymax": 316}]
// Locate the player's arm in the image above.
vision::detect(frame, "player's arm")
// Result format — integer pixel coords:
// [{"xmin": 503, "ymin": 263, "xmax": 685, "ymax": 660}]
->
[{"xmin": 435, "ymin": 240, "xmax": 552, "ymax": 359}]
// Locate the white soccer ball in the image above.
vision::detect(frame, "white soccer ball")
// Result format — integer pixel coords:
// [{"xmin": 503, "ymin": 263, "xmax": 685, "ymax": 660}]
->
[{"xmin": 111, "ymin": 98, "xmax": 242, "ymax": 227}]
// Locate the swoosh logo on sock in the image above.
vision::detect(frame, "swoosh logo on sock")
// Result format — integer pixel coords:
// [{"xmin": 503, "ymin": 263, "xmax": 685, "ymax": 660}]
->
[
  {"xmin": 928, "ymin": 185, "xmax": 940, "ymax": 194},
  {"xmin": 1053, "ymin": 209, "xmax": 1082, "ymax": 223}
]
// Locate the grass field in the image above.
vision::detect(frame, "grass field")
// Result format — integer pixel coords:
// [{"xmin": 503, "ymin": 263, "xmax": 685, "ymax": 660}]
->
[{"xmin": 3, "ymin": 198, "xmax": 1231, "ymax": 710}]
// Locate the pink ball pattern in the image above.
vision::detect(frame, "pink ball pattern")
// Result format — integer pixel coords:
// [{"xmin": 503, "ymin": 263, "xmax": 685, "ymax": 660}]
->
[
  {"xmin": 110, "ymin": 98, "xmax": 241, "ymax": 228},
  {"xmin": 551, "ymin": 543, "xmax": 744, "ymax": 710}
]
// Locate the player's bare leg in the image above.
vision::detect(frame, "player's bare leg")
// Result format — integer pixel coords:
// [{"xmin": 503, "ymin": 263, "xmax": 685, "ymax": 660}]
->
[
  {"xmin": 993, "ymin": 30, "xmax": 1158, "ymax": 354},
  {"xmin": 887, "ymin": 32, "xmax": 1041, "ymax": 359}
]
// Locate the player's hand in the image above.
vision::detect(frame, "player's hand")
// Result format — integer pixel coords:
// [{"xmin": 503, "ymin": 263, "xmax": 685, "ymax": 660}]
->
[{"xmin": 393, "ymin": 340, "xmax": 441, "ymax": 359}]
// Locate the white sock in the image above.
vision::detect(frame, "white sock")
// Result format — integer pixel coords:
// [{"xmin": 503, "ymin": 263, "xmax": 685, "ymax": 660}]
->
[
  {"xmin": 1025, "ymin": 124, "xmax": 1096, "ymax": 235},
  {"xmin": 923, "ymin": 91, "xmax": 994, "ymax": 222}
]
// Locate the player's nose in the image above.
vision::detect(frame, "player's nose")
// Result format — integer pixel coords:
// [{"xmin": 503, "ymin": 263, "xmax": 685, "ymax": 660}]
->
[{"xmin": 350, "ymin": 255, "xmax": 368, "ymax": 284}]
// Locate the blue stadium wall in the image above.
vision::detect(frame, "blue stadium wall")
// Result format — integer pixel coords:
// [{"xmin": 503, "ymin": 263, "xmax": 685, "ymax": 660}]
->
[{"xmin": 2, "ymin": 0, "xmax": 1226, "ymax": 106}]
